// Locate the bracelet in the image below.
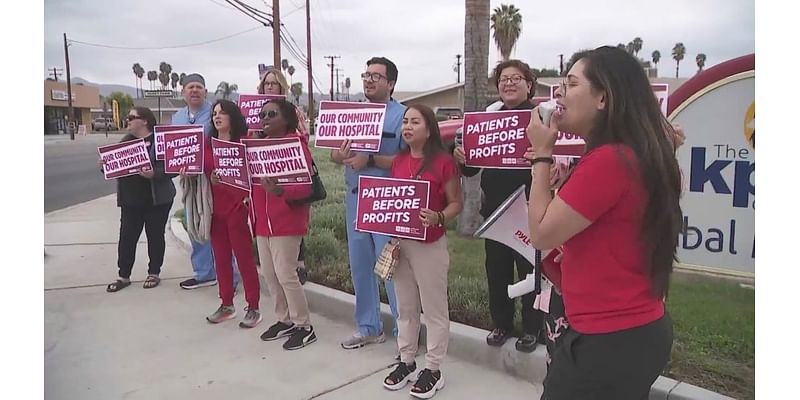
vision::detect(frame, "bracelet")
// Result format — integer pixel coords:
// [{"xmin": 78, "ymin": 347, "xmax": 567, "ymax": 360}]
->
[
  {"xmin": 438, "ymin": 211, "xmax": 445, "ymax": 227},
  {"xmin": 531, "ymin": 157, "xmax": 554, "ymax": 165}
]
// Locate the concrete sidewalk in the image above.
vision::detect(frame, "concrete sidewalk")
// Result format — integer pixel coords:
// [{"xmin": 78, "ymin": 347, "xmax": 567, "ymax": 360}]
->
[{"xmin": 44, "ymin": 194, "xmax": 542, "ymax": 400}]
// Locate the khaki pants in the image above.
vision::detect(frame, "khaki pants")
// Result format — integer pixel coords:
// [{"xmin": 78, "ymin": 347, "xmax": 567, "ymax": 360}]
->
[
  {"xmin": 395, "ymin": 236, "xmax": 450, "ymax": 370},
  {"xmin": 257, "ymin": 236, "xmax": 311, "ymax": 328}
]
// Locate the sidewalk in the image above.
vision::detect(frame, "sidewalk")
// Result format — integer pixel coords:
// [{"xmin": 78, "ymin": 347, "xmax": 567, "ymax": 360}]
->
[{"xmin": 44, "ymin": 194, "xmax": 542, "ymax": 400}]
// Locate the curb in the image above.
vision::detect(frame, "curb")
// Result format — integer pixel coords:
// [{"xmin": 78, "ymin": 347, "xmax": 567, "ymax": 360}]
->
[{"xmin": 168, "ymin": 215, "xmax": 734, "ymax": 400}]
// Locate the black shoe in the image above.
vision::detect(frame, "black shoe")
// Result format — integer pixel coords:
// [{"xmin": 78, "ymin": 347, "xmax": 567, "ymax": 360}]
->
[
  {"xmin": 383, "ymin": 361, "xmax": 417, "ymax": 391},
  {"xmin": 260, "ymin": 321, "xmax": 296, "ymax": 341},
  {"xmin": 486, "ymin": 328, "xmax": 511, "ymax": 346},
  {"xmin": 283, "ymin": 326, "xmax": 317, "ymax": 350},
  {"xmin": 297, "ymin": 267, "xmax": 308, "ymax": 285},
  {"xmin": 179, "ymin": 278, "xmax": 217, "ymax": 290},
  {"xmin": 410, "ymin": 368, "xmax": 445, "ymax": 399},
  {"xmin": 515, "ymin": 333, "xmax": 538, "ymax": 353}
]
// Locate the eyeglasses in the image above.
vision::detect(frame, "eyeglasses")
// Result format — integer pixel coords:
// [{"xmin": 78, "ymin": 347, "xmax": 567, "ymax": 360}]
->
[
  {"xmin": 262, "ymin": 81, "xmax": 281, "ymax": 87},
  {"xmin": 558, "ymin": 79, "xmax": 582, "ymax": 97},
  {"xmin": 361, "ymin": 72, "xmax": 388, "ymax": 83},
  {"xmin": 258, "ymin": 110, "xmax": 280, "ymax": 119},
  {"xmin": 127, "ymin": 115, "xmax": 143, "ymax": 121},
  {"xmin": 498, "ymin": 75, "xmax": 526, "ymax": 85}
]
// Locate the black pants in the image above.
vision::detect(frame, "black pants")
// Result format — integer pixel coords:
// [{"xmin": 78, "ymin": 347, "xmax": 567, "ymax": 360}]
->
[
  {"xmin": 543, "ymin": 313, "xmax": 673, "ymax": 400},
  {"xmin": 117, "ymin": 203, "xmax": 173, "ymax": 279},
  {"xmin": 544, "ymin": 290, "xmax": 569, "ymax": 368},
  {"xmin": 484, "ymin": 239, "xmax": 543, "ymax": 335}
]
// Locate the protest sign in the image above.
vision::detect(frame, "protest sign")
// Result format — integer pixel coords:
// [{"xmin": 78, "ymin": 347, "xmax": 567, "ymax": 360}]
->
[
  {"xmin": 163, "ymin": 130, "xmax": 204, "ymax": 174},
  {"xmin": 238, "ymin": 94, "xmax": 285, "ymax": 135},
  {"xmin": 462, "ymin": 110, "xmax": 531, "ymax": 169},
  {"xmin": 355, "ymin": 176, "xmax": 430, "ymax": 241},
  {"xmin": 242, "ymin": 137, "xmax": 311, "ymax": 185},
  {"xmin": 314, "ymin": 101, "xmax": 386, "ymax": 152},
  {"xmin": 211, "ymin": 138, "xmax": 250, "ymax": 192},
  {"xmin": 154, "ymin": 124, "xmax": 203, "ymax": 160},
  {"xmin": 98, "ymin": 138, "xmax": 152, "ymax": 180}
]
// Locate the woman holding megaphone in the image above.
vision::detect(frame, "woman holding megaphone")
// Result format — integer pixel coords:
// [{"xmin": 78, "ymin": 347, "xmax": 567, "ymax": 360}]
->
[{"xmin": 524, "ymin": 46, "xmax": 682, "ymax": 400}]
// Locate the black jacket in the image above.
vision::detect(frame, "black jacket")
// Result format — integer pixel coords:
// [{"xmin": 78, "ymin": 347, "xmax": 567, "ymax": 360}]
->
[
  {"xmin": 459, "ymin": 101, "xmax": 534, "ymax": 218},
  {"xmin": 116, "ymin": 133, "xmax": 177, "ymax": 207}
]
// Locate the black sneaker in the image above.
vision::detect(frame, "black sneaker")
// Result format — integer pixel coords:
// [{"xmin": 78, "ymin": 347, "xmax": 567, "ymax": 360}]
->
[
  {"xmin": 486, "ymin": 328, "xmax": 511, "ymax": 346},
  {"xmin": 515, "ymin": 333, "xmax": 538, "ymax": 353},
  {"xmin": 410, "ymin": 368, "xmax": 445, "ymax": 399},
  {"xmin": 283, "ymin": 326, "xmax": 317, "ymax": 350},
  {"xmin": 383, "ymin": 361, "xmax": 417, "ymax": 391},
  {"xmin": 297, "ymin": 267, "xmax": 308, "ymax": 285},
  {"xmin": 180, "ymin": 278, "xmax": 217, "ymax": 290},
  {"xmin": 260, "ymin": 321, "xmax": 296, "ymax": 341}
]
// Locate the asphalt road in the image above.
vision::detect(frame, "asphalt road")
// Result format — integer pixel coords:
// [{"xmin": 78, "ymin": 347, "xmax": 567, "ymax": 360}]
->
[{"xmin": 44, "ymin": 133, "xmax": 125, "ymax": 213}]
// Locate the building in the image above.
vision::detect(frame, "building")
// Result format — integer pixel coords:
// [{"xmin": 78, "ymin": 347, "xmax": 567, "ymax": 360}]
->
[{"xmin": 44, "ymin": 79, "xmax": 101, "ymax": 135}]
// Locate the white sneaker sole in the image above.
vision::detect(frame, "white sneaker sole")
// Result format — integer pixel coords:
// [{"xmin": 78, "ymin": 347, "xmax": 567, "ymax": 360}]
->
[
  {"xmin": 383, "ymin": 370, "xmax": 417, "ymax": 391},
  {"xmin": 410, "ymin": 376, "xmax": 445, "ymax": 399},
  {"xmin": 206, "ymin": 312, "xmax": 237, "ymax": 324},
  {"xmin": 341, "ymin": 333, "xmax": 386, "ymax": 349},
  {"xmin": 239, "ymin": 315, "xmax": 263, "ymax": 329},
  {"xmin": 182, "ymin": 280, "xmax": 218, "ymax": 290}
]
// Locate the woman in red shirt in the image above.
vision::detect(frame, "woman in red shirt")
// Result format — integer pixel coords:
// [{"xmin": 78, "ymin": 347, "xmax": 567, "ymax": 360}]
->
[
  {"xmin": 382, "ymin": 104, "xmax": 462, "ymax": 399},
  {"xmin": 525, "ymin": 46, "xmax": 682, "ymax": 399}
]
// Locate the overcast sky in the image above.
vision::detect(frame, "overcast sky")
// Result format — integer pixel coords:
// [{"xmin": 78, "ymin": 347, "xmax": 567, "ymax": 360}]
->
[{"xmin": 43, "ymin": 0, "xmax": 754, "ymax": 94}]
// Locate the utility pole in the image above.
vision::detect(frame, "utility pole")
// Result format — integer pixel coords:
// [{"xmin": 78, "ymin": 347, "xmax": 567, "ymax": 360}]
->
[
  {"xmin": 324, "ymin": 55, "xmax": 340, "ymax": 101},
  {"xmin": 455, "ymin": 54, "xmax": 462, "ymax": 83},
  {"xmin": 559, "ymin": 54, "xmax": 564, "ymax": 76},
  {"xmin": 305, "ymin": 0, "xmax": 315, "ymax": 135},
  {"xmin": 49, "ymin": 67, "xmax": 63, "ymax": 81},
  {"xmin": 64, "ymin": 33, "xmax": 75, "ymax": 141},
  {"xmin": 272, "ymin": 0, "xmax": 281, "ymax": 69},
  {"xmin": 335, "ymin": 68, "xmax": 344, "ymax": 101}
]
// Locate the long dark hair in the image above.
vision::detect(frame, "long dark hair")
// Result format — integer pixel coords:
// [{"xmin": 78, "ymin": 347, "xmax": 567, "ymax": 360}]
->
[
  {"xmin": 576, "ymin": 46, "xmax": 683, "ymax": 299},
  {"xmin": 210, "ymin": 99, "xmax": 248, "ymax": 142},
  {"xmin": 403, "ymin": 104, "xmax": 447, "ymax": 175},
  {"xmin": 132, "ymin": 107, "xmax": 157, "ymax": 132}
]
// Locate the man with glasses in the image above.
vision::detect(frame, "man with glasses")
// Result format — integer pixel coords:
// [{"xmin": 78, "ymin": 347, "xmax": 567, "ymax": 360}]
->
[
  {"xmin": 331, "ymin": 57, "xmax": 404, "ymax": 351},
  {"xmin": 173, "ymin": 73, "xmax": 241, "ymax": 291}
]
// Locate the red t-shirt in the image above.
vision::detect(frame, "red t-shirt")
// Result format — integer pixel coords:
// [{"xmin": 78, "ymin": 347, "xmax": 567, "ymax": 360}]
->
[
  {"xmin": 557, "ymin": 144, "xmax": 665, "ymax": 334},
  {"xmin": 390, "ymin": 151, "xmax": 459, "ymax": 243}
]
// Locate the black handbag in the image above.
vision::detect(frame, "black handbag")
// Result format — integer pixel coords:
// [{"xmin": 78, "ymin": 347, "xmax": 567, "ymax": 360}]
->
[{"xmin": 287, "ymin": 160, "xmax": 326, "ymax": 205}]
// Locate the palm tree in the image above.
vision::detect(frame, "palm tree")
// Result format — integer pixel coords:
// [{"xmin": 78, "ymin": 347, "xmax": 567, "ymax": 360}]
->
[
  {"xmin": 344, "ymin": 77, "xmax": 351, "ymax": 101},
  {"xmin": 460, "ymin": 0, "xmax": 491, "ymax": 235},
  {"xmin": 287, "ymin": 65, "xmax": 296, "ymax": 85},
  {"xmin": 625, "ymin": 41, "xmax": 635, "ymax": 55},
  {"xmin": 290, "ymin": 82, "xmax": 303, "ymax": 105},
  {"xmin": 281, "ymin": 59, "xmax": 289, "ymax": 72},
  {"xmin": 652, "ymin": 50, "xmax": 661, "ymax": 68},
  {"xmin": 696, "ymin": 53, "xmax": 707, "ymax": 74},
  {"xmin": 132, "ymin": 63, "xmax": 145, "ymax": 98},
  {"xmin": 158, "ymin": 62, "xmax": 172, "ymax": 89},
  {"xmin": 147, "ymin": 70, "xmax": 158, "ymax": 89},
  {"xmin": 179, "ymin": 72, "xmax": 187, "ymax": 86},
  {"xmin": 215, "ymin": 81, "xmax": 239, "ymax": 100},
  {"xmin": 170, "ymin": 72, "xmax": 179, "ymax": 96},
  {"xmin": 672, "ymin": 42, "xmax": 686, "ymax": 78},
  {"xmin": 490, "ymin": 4, "xmax": 523, "ymax": 61},
  {"xmin": 632, "ymin": 37, "xmax": 643, "ymax": 57}
]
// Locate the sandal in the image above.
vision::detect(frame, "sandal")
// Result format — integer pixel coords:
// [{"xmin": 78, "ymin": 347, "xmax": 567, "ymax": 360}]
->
[
  {"xmin": 106, "ymin": 279, "xmax": 131, "ymax": 293},
  {"xmin": 143, "ymin": 275, "xmax": 161, "ymax": 289}
]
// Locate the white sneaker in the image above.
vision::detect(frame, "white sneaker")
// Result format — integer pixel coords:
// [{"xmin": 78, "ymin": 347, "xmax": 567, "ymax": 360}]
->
[{"xmin": 341, "ymin": 331, "xmax": 386, "ymax": 349}]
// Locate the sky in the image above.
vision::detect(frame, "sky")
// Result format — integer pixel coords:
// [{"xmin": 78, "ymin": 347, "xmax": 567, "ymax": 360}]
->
[{"xmin": 43, "ymin": 0, "xmax": 755, "ymax": 94}]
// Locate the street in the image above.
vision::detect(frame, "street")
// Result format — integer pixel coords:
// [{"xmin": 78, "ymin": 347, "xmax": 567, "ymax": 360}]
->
[{"xmin": 44, "ymin": 133, "xmax": 124, "ymax": 213}]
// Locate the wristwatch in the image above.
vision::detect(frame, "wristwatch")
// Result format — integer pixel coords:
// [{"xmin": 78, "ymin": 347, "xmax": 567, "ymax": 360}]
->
[{"xmin": 367, "ymin": 154, "xmax": 376, "ymax": 168}]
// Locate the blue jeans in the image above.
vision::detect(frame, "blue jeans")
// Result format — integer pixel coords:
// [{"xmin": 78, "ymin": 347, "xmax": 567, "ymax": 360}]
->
[
  {"xmin": 190, "ymin": 238, "xmax": 240, "ymax": 286},
  {"xmin": 345, "ymin": 188, "xmax": 399, "ymax": 337}
]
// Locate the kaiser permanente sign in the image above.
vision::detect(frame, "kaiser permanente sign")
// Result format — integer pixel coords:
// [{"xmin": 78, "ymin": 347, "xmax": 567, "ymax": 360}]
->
[{"xmin": 668, "ymin": 54, "xmax": 755, "ymax": 276}]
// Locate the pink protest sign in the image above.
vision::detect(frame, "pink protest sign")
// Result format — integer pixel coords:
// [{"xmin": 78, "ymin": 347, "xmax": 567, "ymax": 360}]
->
[
  {"xmin": 98, "ymin": 138, "xmax": 152, "ymax": 180},
  {"xmin": 212, "ymin": 138, "xmax": 251, "ymax": 192},
  {"xmin": 355, "ymin": 176, "xmax": 430, "ymax": 241},
  {"xmin": 462, "ymin": 110, "xmax": 531, "ymax": 169},
  {"xmin": 314, "ymin": 101, "xmax": 386, "ymax": 152},
  {"xmin": 238, "ymin": 94, "xmax": 285, "ymax": 131},
  {"xmin": 242, "ymin": 138, "xmax": 312, "ymax": 185},
  {"xmin": 154, "ymin": 124, "xmax": 203, "ymax": 160},
  {"xmin": 163, "ymin": 130, "xmax": 205, "ymax": 174}
]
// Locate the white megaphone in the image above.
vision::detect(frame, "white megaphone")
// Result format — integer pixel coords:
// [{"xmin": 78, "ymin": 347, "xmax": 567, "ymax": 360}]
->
[{"xmin": 507, "ymin": 273, "xmax": 536, "ymax": 299}]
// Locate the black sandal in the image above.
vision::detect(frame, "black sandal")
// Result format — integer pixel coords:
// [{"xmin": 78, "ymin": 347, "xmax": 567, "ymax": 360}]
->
[
  {"xmin": 143, "ymin": 275, "xmax": 161, "ymax": 289},
  {"xmin": 106, "ymin": 279, "xmax": 131, "ymax": 293}
]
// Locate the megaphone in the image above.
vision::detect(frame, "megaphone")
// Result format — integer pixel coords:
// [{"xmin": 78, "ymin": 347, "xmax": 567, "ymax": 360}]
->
[{"xmin": 473, "ymin": 185, "xmax": 538, "ymax": 266}]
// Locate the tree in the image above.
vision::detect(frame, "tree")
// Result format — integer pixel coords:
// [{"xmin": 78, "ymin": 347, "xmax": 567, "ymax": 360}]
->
[
  {"xmin": 632, "ymin": 37, "xmax": 643, "ymax": 56},
  {"xmin": 532, "ymin": 68, "xmax": 559, "ymax": 78},
  {"xmin": 625, "ymin": 41, "xmax": 635, "ymax": 55},
  {"xmin": 281, "ymin": 59, "xmax": 289, "ymax": 72},
  {"xmin": 672, "ymin": 42, "xmax": 686, "ymax": 78},
  {"xmin": 652, "ymin": 50, "xmax": 661, "ymax": 68},
  {"xmin": 460, "ymin": 0, "xmax": 491, "ymax": 235},
  {"xmin": 107, "ymin": 91, "xmax": 134, "ymax": 121},
  {"xmin": 147, "ymin": 70, "xmax": 158, "ymax": 89},
  {"xmin": 287, "ymin": 65, "xmax": 296, "ymax": 85},
  {"xmin": 490, "ymin": 4, "xmax": 523, "ymax": 61},
  {"xmin": 215, "ymin": 81, "xmax": 239, "ymax": 100},
  {"xmin": 158, "ymin": 62, "xmax": 172, "ymax": 89},
  {"xmin": 696, "ymin": 53, "xmax": 707, "ymax": 74},
  {"xmin": 290, "ymin": 82, "xmax": 303, "ymax": 105},
  {"xmin": 179, "ymin": 72, "xmax": 187, "ymax": 86},
  {"xmin": 170, "ymin": 72, "xmax": 179, "ymax": 95},
  {"xmin": 132, "ymin": 63, "xmax": 144, "ymax": 98}
]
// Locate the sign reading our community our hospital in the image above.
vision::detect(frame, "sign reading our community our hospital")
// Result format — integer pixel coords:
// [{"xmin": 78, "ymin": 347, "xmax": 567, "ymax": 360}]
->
[
  {"xmin": 163, "ymin": 131, "xmax": 204, "ymax": 174},
  {"xmin": 356, "ymin": 176, "xmax": 430, "ymax": 241},
  {"xmin": 154, "ymin": 125, "xmax": 203, "ymax": 160},
  {"xmin": 670, "ymin": 54, "xmax": 755, "ymax": 275},
  {"xmin": 462, "ymin": 110, "xmax": 531, "ymax": 169},
  {"xmin": 314, "ymin": 101, "xmax": 386, "ymax": 152},
  {"xmin": 242, "ymin": 138, "xmax": 311, "ymax": 185},
  {"xmin": 97, "ymin": 139, "xmax": 152, "ymax": 180}
]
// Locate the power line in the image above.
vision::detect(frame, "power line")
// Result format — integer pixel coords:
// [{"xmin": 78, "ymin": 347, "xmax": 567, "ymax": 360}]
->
[{"xmin": 68, "ymin": 26, "xmax": 265, "ymax": 50}]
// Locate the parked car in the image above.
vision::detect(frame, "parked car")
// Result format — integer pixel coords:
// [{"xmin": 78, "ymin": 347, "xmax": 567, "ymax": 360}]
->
[
  {"xmin": 91, "ymin": 118, "xmax": 117, "ymax": 131},
  {"xmin": 434, "ymin": 107, "xmax": 463, "ymax": 121}
]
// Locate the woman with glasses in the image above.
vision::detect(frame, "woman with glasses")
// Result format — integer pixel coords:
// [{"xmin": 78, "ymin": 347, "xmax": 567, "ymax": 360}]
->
[
  {"xmin": 252, "ymin": 98, "xmax": 318, "ymax": 350},
  {"xmin": 102, "ymin": 107, "xmax": 176, "ymax": 292},
  {"xmin": 452, "ymin": 59, "xmax": 545, "ymax": 353},
  {"xmin": 525, "ymin": 46, "xmax": 681, "ymax": 399}
]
